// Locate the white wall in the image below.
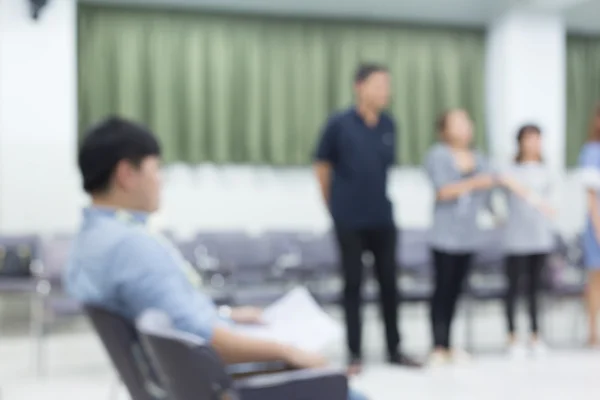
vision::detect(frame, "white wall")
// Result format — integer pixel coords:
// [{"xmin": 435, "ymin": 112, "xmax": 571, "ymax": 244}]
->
[
  {"xmin": 0, "ymin": 0, "xmax": 83, "ymax": 235},
  {"xmin": 0, "ymin": 1, "xmax": 588, "ymax": 239},
  {"xmin": 486, "ymin": 10, "xmax": 566, "ymax": 172}
]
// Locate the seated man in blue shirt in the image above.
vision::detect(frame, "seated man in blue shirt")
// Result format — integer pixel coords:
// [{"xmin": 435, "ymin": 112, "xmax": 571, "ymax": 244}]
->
[{"xmin": 65, "ymin": 117, "xmax": 367, "ymax": 400}]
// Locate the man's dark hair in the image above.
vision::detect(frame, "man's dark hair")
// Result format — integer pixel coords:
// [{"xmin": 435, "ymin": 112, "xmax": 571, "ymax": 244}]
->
[
  {"xmin": 78, "ymin": 117, "xmax": 161, "ymax": 194},
  {"xmin": 354, "ymin": 63, "xmax": 388, "ymax": 84}
]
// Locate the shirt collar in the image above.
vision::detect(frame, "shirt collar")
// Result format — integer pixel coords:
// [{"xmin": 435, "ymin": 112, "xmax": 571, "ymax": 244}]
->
[
  {"xmin": 351, "ymin": 106, "xmax": 382, "ymax": 129},
  {"xmin": 83, "ymin": 206, "xmax": 150, "ymax": 225}
]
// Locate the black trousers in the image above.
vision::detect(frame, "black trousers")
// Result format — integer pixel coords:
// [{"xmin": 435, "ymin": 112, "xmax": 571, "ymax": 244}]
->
[
  {"xmin": 430, "ymin": 249, "xmax": 472, "ymax": 349},
  {"xmin": 504, "ymin": 253, "xmax": 546, "ymax": 335},
  {"xmin": 334, "ymin": 226, "xmax": 400, "ymax": 359}
]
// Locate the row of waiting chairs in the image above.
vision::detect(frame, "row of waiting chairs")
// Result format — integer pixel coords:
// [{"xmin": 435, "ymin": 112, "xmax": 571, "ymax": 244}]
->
[
  {"xmin": 174, "ymin": 229, "xmax": 585, "ymax": 305},
  {"xmin": 0, "ymin": 229, "xmax": 585, "ymax": 375}
]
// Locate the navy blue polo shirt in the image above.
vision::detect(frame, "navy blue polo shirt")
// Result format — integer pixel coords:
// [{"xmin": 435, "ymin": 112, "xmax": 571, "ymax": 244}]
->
[{"xmin": 314, "ymin": 107, "xmax": 396, "ymax": 229}]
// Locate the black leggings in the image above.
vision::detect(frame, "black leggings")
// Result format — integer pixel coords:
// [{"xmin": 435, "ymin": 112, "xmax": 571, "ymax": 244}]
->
[
  {"xmin": 504, "ymin": 254, "xmax": 546, "ymax": 335},
  {"xmin": 430, "ymin": 250, "xmax": 472, "ymax": 349}
]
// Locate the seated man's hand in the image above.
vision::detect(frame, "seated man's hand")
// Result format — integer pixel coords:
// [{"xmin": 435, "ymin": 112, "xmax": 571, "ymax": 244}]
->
[
  {"xmin": 230, "ymin": 306, "xmax": 264, "ymax": 325},
  {"xmin": 283, "ymin": 346, "xmax": 328, "ymax": 369}
]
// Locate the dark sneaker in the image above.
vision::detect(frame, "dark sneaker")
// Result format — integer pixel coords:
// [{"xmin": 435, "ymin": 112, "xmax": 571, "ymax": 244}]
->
[{"xmin": 388, "ymin": 352, "xmax": 423, "ymax": 368}]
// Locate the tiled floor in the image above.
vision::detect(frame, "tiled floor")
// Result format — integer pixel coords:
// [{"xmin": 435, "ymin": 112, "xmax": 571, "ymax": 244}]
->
[{"xmin": 0, "ymin": 296, "xmax": 598, "ymax": 399}]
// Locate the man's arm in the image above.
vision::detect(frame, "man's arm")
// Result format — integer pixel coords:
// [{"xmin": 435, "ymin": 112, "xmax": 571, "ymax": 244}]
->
[
  {"xmin": 211, "ymin": 326, "xmax": 325, "ymax": 368},
  {"xmin": 314, "ymin": 162, "xmax": 332, "ymax": 206},
  {"xmin": 114, "ymin": 235, "xmax": 326, "ymax": 368},
  {"xmin": 313, "ymin": 117, "xmax": 338, "ymax": 208}
]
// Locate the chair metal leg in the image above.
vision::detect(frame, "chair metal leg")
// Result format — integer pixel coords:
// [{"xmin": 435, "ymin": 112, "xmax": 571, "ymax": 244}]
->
[
  {"xmin": 542, "ymin": 294, "xmax": 554, "ymax": 347},
  {"xmin": 573, "ymin": 299, "xmax": 585, "ymax": 347},
  {"xmin": 31, "ymin": 280, "xmax": 50, "ymax": 377},
  {"xmin": 464, "ymin": 297, "xmax": 474, "ymax": 353}
]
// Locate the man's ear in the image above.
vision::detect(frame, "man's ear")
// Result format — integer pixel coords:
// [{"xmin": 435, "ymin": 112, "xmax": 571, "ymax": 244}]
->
[{"xmin": 112, "ymin": 159, "xmax": 135, "ymax": 190}]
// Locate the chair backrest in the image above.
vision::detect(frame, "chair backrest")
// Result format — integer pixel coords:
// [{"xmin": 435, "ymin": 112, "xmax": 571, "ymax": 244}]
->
[
  {"xmin": 472, "ymin": 228, "xmax": 505, "ymax": 273},
  {"xmin": 296, "ymin": 231, "xmax": 338, "ymax": 270},
  {"xmin": 85, "ymin": 305, "xmax": 166, "ymax": 400},
  {"xmin": 0, "ymin": 235, "xmax": 39, "ymax": 278},
  {"xmin": 137, "ymin": 310, "xmax": 238, "ymax": 400},
  {"xmin": 397, "ymin": 229, "xmax": 431, "ymax": 276}
]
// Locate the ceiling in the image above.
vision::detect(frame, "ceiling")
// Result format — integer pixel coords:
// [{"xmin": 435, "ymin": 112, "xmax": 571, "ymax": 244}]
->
[
  {"xmin": 564, "ymin": 0, "xmax": 600, "ymax": 33},
  {"xmin": 82, "ymin": 0, "xmax": 600, "ymax": 33}
]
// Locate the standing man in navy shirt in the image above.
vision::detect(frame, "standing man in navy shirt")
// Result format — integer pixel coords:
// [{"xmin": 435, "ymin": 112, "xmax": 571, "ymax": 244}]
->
[{"xmin": 314, "ymin": 64, "xmax": 421, "ymax": 372}]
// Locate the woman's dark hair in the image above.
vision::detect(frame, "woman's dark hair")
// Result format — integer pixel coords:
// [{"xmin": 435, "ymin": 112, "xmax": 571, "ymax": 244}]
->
[
  {"xmin": 514, "ymin": 124, "xmax": 542, "ymax": 163},
  {"xmin": 587, "ymin": 103, "xmax": 600, "ymax": 142},
  {"xmin": 436, "ymin": 111, "xmax": 450, "ymax": 134},
  {"xmin": 436, "ymin": 109, "xmax": 469, "ymax": 143}
]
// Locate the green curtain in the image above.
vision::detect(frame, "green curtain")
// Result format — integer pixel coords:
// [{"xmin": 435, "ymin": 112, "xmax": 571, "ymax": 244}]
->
[
  {"xmin": 566, "ymin": 35, "xmax": 600, "ymax": 167},
  {"xmin": 78, "ymin": 5, "xmax": 486, "ymax": 165}
]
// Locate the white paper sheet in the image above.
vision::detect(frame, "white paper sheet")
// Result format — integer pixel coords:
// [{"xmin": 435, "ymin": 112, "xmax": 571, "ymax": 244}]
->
[{"xmin": 234, "ymin": 287, "xmax": 342, "ymax": 353}]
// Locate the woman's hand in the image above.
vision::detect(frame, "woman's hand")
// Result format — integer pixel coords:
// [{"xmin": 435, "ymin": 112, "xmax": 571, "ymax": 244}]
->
[
  {"xmin": 525, "ymin": 195, "xmax": 556, "ymax": 218},
  {"xmin": 500, "ymin": 175, "xmax": 556, "ymax": 218},
  {"xmin": 472, "ymin": 174, "xmax": 497, "ymax": 190},
  {"xmin": 230, "ymin": 306, "xmax": 265, "ymax": 325},
  {"xmin": 498, "ymin": 175, "xmax": 519, "ymax": 190},
  {"xmin": 539, "ymin": 203, "xmax": 557, "ymax": 218}
]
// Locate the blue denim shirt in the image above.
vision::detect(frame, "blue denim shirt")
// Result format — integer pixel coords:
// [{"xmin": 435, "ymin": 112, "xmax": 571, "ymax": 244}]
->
[{"xmin": 64, "ymin": 207, "xmax": 219, "ymax": 340}]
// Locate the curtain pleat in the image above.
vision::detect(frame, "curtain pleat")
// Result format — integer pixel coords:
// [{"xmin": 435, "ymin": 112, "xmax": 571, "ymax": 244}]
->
[
  {"xmin": 78, "ymin": 5, "xmax": 486, "ymax": 166},
  {"xmin": 566, "ymin": 35, "xmax": 600, "ymax": 167}
]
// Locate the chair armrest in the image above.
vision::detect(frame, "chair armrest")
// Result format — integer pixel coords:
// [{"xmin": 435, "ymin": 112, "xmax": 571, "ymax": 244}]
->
[
  {"xmin": 235, "ymin": 368, "xmax": 348, "ymax": 400},
  {"xmin": 227, "ymin": 361, "xmax": 290, "ymax": 378}
]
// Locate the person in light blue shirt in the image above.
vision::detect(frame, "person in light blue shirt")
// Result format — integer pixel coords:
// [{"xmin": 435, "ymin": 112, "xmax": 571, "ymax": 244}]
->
[
  {"xmin": 578, "ymin": 103, "xmax": 600, "ymax": 347},
  {"xmin": 65, "ymin": 117, "xmax": 367, "ymax": 400}
]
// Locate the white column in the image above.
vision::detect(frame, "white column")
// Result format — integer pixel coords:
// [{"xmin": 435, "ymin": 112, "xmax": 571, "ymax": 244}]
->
[
  {"xmin": 486, "ymin": 9, "xmax": 566, "ymax": 172},
  {"xmin": 0, "ymin": 0, "xmax": 83, "ymax": 234}
]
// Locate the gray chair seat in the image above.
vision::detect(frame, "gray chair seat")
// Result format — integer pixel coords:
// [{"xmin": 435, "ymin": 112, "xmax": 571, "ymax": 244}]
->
[
  {"xmin": 311, "ymin": 290, "xmax": 342, "ymax": 305},
  {"xmin": 547, "ymin": 280, "xmax": 585, "ymax": 297},
  {"xmin": 401, "ymin": 282, "xmax": 433, "ymax": 302},
  {"xmin": 0, "ymin": 277, "xmax": 37, "ymax": 292},
  {"xmin": 45, "ymin": 297, "xmax": 82, "ymax": 316},
  {"xmin": 466, "ymin": 286, "xmax": 507, "ymax": 300}
]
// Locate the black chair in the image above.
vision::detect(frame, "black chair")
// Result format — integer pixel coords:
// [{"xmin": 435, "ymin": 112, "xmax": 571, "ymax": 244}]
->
[
  {"xmin": 297, "ymin": 231, "xmax": 341, "ymax": 305},
  {"xmin": 195, "ymin": 231, "xmax": 289, "ymax": 306},
  {"xmin": 544, "ymin": 233, "xmax": 587, "ymax": 346},
  {"xmin": 0, "ymin": 234, "xmax": 80, "ymax": 375},
  {"xmin": 459, "ymin": 229, "xmax": 507, "ymax": 352},
  {"xmin": 396, "ymin": 229, "xmax": 433, "ymax": 303},
  {"xmin": 173, "ymin": 237, "xmax": 233, "ymax": 306},
  {"xmin": 136, "ymin": 310, "xmax": 349, "ymax": 400},
  {"xmin": 32, "ymin": 235, "xmax": 82, "ymax": 375},
  {"xmin": 262, "ymin": 230, "xmax": 308, "ymax": 283},
  {"xmin": 85, "ymin": 305, "xmax": 167, "ymax": 400}
]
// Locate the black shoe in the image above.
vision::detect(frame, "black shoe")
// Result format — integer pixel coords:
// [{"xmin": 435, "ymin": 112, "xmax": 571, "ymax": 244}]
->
[{"xmin": 388, "ymin": 352, "xmax": 422, "ymax": 368}]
